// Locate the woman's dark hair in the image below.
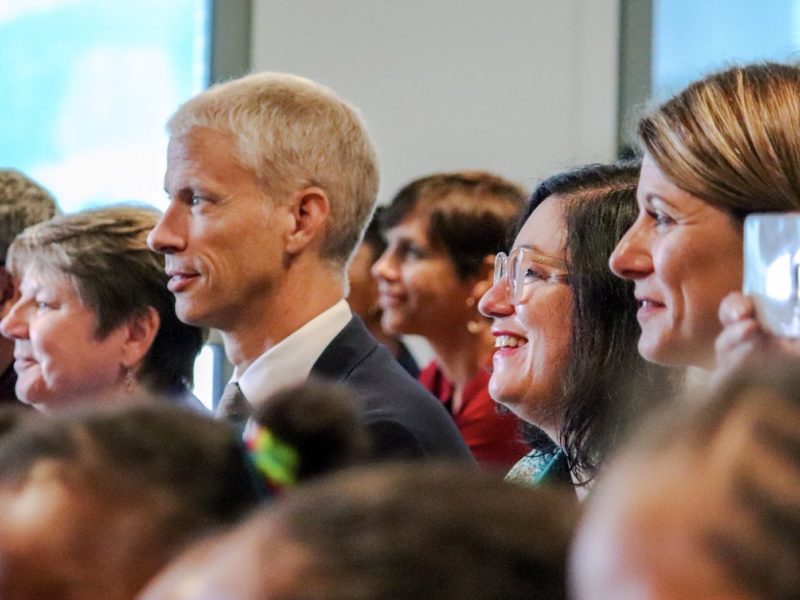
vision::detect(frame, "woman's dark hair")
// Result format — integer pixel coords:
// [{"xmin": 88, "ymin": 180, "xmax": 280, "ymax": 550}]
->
[
  {"xmin": 381, "ymin": 171, "xmax": 525, "ymax": 279},
  {"xmin": 361, "ymin": 206, "xmax": 388, "ymax": 259},
  {"xmin": 518, "ymin": 160, "xmax": 676, "ymax": 484}
]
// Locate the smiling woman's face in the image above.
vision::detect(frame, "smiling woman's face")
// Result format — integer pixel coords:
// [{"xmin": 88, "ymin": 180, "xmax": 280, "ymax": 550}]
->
[
  {"xmin": 608, "ymin": 155, "xmax": 743, "ymax": 369},
  {"xmin": 0, "ymin": 269, "xmax": 129, "ymax": 412},
  {"xmin": 371, "ymin": 210, "xmax": 477, "ymax": 341},
  {"xmin": 478, "ymin": 195, "xmax": 573, "ymax": 432}
]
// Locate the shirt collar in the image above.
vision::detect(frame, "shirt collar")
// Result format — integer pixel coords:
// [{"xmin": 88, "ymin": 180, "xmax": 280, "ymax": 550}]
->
[{"xmin": 235, "ymin": 300, "xmax": 352, "ymax": 407}]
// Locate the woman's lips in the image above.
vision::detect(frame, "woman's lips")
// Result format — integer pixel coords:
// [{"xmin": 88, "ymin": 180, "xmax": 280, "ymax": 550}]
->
[
  {"xmin": 377, "ymin": 291, "xmax": 404, "ymax": 309},
  {"xmin": 13, "ymin": 356, "xmax": 36, "ymax": 372},
  {"xmin": 636, "ymin": 297, "xmax": 665, "ymax": 320}
]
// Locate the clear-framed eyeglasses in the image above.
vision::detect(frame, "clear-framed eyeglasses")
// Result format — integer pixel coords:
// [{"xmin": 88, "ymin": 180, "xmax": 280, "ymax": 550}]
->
[{"xmin": 494, "ymin": 247, "xmax": 569, "ymax": 304}]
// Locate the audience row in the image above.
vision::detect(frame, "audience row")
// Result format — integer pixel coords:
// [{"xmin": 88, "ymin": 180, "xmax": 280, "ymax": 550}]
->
[{"xmin": 0, "ymin": 60, "xmax": 799, "ymax": 598}]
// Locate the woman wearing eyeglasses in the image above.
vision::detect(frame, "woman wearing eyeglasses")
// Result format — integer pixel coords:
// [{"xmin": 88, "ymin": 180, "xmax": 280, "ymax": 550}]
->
[
  {"xmin": 371, "ymin": 171, "xmax": 530, "ymax": 470},
  {"xmin": 479, "ymin": 161, "xmax": 676, "ymax": 491}
]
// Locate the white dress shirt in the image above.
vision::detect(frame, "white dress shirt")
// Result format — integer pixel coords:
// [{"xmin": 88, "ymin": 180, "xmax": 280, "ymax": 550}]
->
[{"xmin": 233, "ymin": 300, "xmax": 352, "ymax": 408}]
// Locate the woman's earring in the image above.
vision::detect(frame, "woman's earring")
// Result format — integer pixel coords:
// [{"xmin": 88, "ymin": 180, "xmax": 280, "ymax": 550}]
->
[
  {"xmin": 465, "ymin": 296, "xmax": 481, "ymax": 334},
  {"xmin": 123, "ymin": 367, "xmax": 136, "ymax": 395}
]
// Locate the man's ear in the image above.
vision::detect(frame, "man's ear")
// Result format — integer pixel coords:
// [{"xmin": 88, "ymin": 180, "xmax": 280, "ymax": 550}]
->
[
  {"xmin": 285, "ymin": 186, "xmax": 331, "ymax": 256},
  {"xmin": 121, "ymin": 307, "xmax": 160, "ymax": 370},
  {"xmin": 469, "ymin": 254, "xmax": 497, "ymax": 302}
]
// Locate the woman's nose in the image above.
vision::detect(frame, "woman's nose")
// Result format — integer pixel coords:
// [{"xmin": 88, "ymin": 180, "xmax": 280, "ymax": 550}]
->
[
  {"xmin": 478, "ymin": 279, "xmax": 514, "ymax": 319},
  {"xmin": 0, "ymin": 299, "xmax": 29, "ymax": 340},
  {"xmin": 608, "ymin": 223, "xmax": 653, "ymax": 280},
  {"xmin": 370, "ymin": 250, "xmax": 397, "ymax": 283}
]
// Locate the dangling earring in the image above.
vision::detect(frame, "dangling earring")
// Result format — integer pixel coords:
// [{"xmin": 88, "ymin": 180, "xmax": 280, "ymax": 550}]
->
[
  {"xmin": 465, "ymin": 296, "xmax": 481, "ymax": 335},
  {"xmin": 123, "ymin": 366, "xmax": 136, "ymax": 395}
]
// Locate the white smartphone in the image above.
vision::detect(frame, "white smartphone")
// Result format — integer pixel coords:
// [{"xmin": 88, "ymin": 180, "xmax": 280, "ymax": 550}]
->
[{"xmin": 743, "ymin": 213, "xmax": 800, "ymax": 338}]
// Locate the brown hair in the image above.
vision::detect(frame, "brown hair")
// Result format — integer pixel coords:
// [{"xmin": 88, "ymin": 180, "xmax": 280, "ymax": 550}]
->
[
  {"xmin": 639, "ymin": 62, "xmax": 800, "ymax": 221},
  {"xmin": 381, "ymin": 171, "xmax": 524, "ymax": 279}
]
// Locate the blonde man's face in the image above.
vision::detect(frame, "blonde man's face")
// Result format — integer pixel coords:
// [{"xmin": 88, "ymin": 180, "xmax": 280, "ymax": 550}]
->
[{"xmin": 149, "ymin": 127, "xmax": 292, "ymax": 333}]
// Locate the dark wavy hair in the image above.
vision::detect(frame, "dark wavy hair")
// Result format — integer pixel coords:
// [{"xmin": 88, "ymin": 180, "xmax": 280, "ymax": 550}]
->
[
  {"xmin": 518, "ymin": 160, "xmax": 676, "ymax": 484},
  {"xmin": 381, "ymin": 171, "xmax": 524, "ymax": 280}
]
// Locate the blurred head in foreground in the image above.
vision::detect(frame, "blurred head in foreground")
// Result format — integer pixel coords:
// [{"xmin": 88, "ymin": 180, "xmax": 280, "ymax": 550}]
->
[
  {"xmin": 0, "ymin": 404, "xmax": 263, "ymax": 600},
  {"xmin": 571, "ymin": 358, "xmax": 800, "ymax": 599},
  {"xmin": 142, "ymin": 463, "xmax": 578, "ymax": 600},
  {"xmin": 246, "ymin": 381, "xmax": 369, "ymax": 493}
]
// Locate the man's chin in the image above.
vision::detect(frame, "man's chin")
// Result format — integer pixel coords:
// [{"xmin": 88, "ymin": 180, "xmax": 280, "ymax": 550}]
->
[{"xmin": 175, "ymin": 302, "xmax": 212, "ymax": 328}]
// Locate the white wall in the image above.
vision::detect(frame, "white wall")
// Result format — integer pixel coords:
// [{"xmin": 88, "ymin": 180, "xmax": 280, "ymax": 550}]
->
[{"xmin": 250, "ymin": 0, "xmax": 620, "ymax": 200}]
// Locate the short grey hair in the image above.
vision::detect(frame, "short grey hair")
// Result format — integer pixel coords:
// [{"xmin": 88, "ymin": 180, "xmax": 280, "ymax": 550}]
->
[{"xmin": 167, "ymin": 72, "xmax": 380, "ymax": 266}]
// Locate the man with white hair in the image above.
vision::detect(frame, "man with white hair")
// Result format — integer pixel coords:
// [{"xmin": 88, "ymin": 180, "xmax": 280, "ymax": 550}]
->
[{"xmin": 148, "ymin": 72, "xmax": 471, "ymax": 460}]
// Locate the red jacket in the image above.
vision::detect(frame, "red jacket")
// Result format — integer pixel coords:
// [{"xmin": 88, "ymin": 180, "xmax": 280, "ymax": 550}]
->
[{"xmin": 419, "ymin": 360, "xmax": 529, "ymax": 470}]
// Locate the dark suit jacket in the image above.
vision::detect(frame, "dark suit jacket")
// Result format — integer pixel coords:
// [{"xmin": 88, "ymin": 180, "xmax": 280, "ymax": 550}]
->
[{"xmin": 311, "ymin": 317, "xmax": 473, "ymax": 462}]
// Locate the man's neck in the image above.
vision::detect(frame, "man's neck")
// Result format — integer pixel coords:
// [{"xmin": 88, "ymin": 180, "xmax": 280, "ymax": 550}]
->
[{"xmin": 222, "ymin": 265, "xmax": 345, "ymax": 374}]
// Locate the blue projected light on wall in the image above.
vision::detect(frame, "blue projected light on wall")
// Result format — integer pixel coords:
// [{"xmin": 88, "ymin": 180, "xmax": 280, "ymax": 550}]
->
[{"xmin": 0, "ymin": 0, "xmax": 210, "ymax": 212}]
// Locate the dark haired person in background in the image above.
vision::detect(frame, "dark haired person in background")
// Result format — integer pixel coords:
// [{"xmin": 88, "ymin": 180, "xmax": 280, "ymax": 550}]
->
[
  {"xmin": 347, "ymin": 207, "xmax": 418, "ymax": 377},
  {"xmin": 372, "ymin": 171, "xmax": 529, "ymax": 469}
]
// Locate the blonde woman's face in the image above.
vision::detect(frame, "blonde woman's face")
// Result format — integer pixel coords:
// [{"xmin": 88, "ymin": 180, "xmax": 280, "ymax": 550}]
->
[
  {"xmin": 608, "ymin": 155, "xmax": 743, "ymax": 370},
  {"xmin": 0, "ymin": 269, "xmax": 129, "ymax": 412}
]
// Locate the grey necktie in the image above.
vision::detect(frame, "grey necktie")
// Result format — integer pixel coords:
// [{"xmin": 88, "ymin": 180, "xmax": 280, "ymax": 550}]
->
[{"xmin": 216, "ymin": 382, "xmax": 251, "ymax": 422}]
